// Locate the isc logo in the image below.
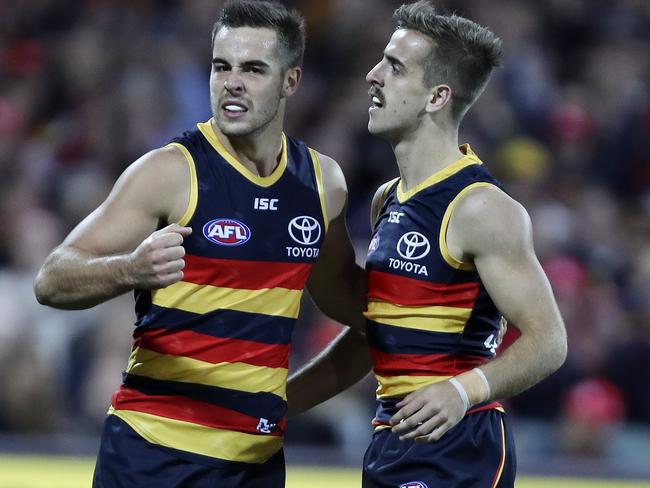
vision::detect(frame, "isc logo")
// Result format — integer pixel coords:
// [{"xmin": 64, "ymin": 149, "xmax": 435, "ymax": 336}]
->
[
  {"xmin": 203, "ymin": 218, "xmax": 251, "ymax": 246},
  {"xmin": 254, "ymin": 197, "xmax": 279, "ymax": 211},
  {"xmin": 399, "ymin": 482, "xmax": 428, "ymax": 488}
]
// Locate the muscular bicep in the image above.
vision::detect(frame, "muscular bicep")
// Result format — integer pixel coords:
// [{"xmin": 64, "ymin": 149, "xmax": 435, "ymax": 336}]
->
[
  {"xmin": 474, "ymin": 227, "xmax": 560, "ymax": 337},
  {"xmin": 63, "ymin": 147, "xmax": 190, "ymax": 255},
  {"xmin": 306, "ymin": 151, "xmax": 365, "ymax": 329},
  {"xmin": 450, "ymin": 187, "xmax": 563, "ymax": 338},
  {"xmin": 307, "ymin": 206, "xmax": 365, "ymax": 329}
]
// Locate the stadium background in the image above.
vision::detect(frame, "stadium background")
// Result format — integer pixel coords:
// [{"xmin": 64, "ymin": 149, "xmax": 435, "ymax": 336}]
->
[{"xmin": 0, "ymin": 0, "xmax": 648, "ymax": 485}]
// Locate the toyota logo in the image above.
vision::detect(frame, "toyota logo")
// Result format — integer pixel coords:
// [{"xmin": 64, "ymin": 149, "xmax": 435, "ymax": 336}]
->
[
  {"xmin": 288, "ymin": 216, "xmax": 321, "ymax": 246},
  {"xmin": 397, "ymin": 231, "xmax": 430, "ymax": 260}
]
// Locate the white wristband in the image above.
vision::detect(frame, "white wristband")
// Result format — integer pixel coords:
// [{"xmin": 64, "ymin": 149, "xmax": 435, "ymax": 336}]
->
[
  {"xmin": 448, "ymin": 378, "xmax": 469, "ymax": 412},
  {"xmin": 473, "ymin": 367, "xmax": 491, "ymax": 399}
]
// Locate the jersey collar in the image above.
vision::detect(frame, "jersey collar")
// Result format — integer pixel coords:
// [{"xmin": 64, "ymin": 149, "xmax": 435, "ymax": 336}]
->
[
  {"xmin": 197, "ymin": 119, "xmax": 287, "ymax": 187},
  {"xmin": 396, "ymin": 144, "xmax": 482, "ymax": 203}
]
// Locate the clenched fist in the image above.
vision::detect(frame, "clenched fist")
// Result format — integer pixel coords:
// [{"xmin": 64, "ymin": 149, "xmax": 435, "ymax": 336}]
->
[{"xmin": 128, "ymin": 223, "xmax": 192, "ymax": 289}]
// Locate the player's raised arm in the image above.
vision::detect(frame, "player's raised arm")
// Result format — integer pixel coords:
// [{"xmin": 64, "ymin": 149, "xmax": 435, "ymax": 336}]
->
[{"xmin": 34, "ymin": 146, "xmax": 192, "ymax": 310}]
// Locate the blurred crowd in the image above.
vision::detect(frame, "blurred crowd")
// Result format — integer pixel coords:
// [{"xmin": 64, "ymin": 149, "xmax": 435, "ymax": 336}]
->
[{"xmin": 0, "ymin": 0, "xmax": 648, "ymax": 462}]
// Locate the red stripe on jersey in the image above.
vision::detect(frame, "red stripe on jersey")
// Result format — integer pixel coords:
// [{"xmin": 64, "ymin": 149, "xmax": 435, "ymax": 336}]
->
[
  {"xmin": 367, "ymin": 270, "xmax": 480, "ymax": 307},
  {"xmin": 112, "ymin": 387, "xmax": 285, "ymax": 436},
  {"xmin": 183, "ymin": 254, "xmax": 312, "ymax": 291},
  {"xmin": 135, "ymin": 327, "xmax": 290, "ymax": 369},
  {"xmin": 468, "ymin": 401, "xmax": 503, "ymax": 415},
  {"xmin": 371, "ymin": 347, "xmax": 487, "ymax": 376}
]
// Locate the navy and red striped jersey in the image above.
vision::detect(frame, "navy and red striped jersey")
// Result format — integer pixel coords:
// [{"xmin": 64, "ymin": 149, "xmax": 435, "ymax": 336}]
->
[
  {"xmin": 364, "ymin": 145, "xmax": 504, "ymax": 423},
  {"xmin": 109, "ymin": 120, "xmax": 328, "ymax": 464}
]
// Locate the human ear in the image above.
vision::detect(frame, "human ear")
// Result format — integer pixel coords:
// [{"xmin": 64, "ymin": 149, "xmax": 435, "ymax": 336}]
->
[
  {"xmin": 282, "ymin": 67, "xmax": 302, "ymax": 97},
  {"xmin": 425, "ymin": 84, "xmax": 452, "ymax": 113}
]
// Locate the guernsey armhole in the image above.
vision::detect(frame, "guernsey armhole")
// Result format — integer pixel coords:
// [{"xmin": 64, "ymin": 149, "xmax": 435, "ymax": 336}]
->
[
  {"xmin": 308, "ymin": 148, "xmax": 329, "ymax": 233},
  {"xmin": 439, "ymin": 182, "xmax": 497, "ymax": 271},
  {"xmin": 372, "ymin": 177, "xmax": 400, "ymax": 227},
  {"xmin": 166, "ymin": 142, "xmax": 198, "ymax": 227},
  {"xmin": 381, "ymin": 177, "xmax": 400, "ymax": 203}
]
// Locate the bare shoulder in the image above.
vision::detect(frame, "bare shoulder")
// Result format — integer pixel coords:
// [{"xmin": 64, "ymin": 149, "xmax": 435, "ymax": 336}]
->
[
  {"xmin": 450, "ymin": 184, "xmax": 533, "ymax": 257},
  {"xmin": 116, "ymin": 145, "xmax": 191, "ymax": 222},
  {"xmin": 61, "ymin": 144, "xmax": 192, "ymax": 252},
  {"xmin": 313, "ymin": 151, "xmax": 347, "ymax": 193},
  {"xmin": 127, "ymin": 145, "xmax": 189, "ymax": 191},
  {"xmin": 312, "ymin": 150, "xmax": 348, "ymax": 222}
]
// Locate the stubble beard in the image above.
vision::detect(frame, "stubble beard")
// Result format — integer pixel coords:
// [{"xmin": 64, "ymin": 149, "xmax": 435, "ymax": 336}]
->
[{"xmin": 210, "ymin": 91, "xmax": 282, "ymax": 138}]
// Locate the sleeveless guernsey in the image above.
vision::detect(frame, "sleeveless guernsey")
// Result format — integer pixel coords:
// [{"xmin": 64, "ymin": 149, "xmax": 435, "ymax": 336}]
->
[
  {"xmin": 109, "ymin": 120, "xmax": 328, "ymax": 463},
  {"xmin": 364, "ymin": 145, "xmax": 504, "ymax": 426}
]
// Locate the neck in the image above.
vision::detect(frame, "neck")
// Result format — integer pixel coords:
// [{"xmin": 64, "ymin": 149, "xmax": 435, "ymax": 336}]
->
[
  {"xmin": 393, "ymin": 121, "xmax": 463, "ymax": 192},
  {"xmin": 211, "ymin": 106, "xmax": 285, "ymax": 177}
]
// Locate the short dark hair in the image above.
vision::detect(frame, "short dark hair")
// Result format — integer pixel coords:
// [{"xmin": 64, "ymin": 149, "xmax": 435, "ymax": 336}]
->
[
  {"xmin": 394, "ymin": 1, "xmax": 503, "ymax": 121},
  {"xmin": 212, "ymin": 0, "xmax": 306, "ymax": 69}
]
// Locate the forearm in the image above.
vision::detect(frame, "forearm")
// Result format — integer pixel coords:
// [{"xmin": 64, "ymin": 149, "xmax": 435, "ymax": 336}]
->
[
  {"xmin": 287, "ymin": 327, "xmax": 372, "ymax": 417},
  {"xmin": 456, "ymin": 322, "xmax": 567, "ymax": 406},
  {"xmin": 34, "ymin": 245, "xmax": 134, "ymax": 310}
]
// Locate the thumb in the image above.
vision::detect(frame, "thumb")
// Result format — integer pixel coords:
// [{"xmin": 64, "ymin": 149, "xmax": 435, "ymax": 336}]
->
[{"xmin": 161, "ymin": 223, "xmax": 192, "ymax": 236}]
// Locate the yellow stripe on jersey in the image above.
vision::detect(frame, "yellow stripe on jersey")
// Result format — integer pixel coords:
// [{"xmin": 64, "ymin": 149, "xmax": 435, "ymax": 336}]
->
[
  {"xmin": 396, "ymin": 145, "xmax": 482, "ymax": 203},
  {"xmin": 365, "ymin": 300, "xmax": 471, "ymax": 333},
  {"xmin": 375, "ymin": 373, "xmax": 451, "ymax": 399},
  {"xmin": 381, "ymin": 177, "xmax": 400, "ymax": 202},
  {"xmin": 110, "ymin": 408, "xmax": 282, "ymax": 464},
  {"xmin": 197, "ymin": 119, "xmax": 287, "ymax": 187},
  {"xmin": 165, "ymin": 142, "xmax": 198, "ymax": 227},
  {"xmin": 308, "ymin": 148, "xmax": 329, "ymax": 233},
  {"xmin": 152, "ymin": 281, "xmax": 302, "ymax": 319},
  {"xmin": 126, "ymin": 347, "xmax": 288, "ymax": 398},
  {"xmin": 439, "ymin": 182, "xmax": 497, "ymax": 271}
]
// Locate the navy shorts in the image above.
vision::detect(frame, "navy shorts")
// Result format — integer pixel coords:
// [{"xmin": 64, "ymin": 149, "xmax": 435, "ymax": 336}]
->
[
  {"xmin": 362, "ymin": 409, "xmax": 516, "ymax": 488},
  {"xmin": 93, "ymin": 415, "xmax": 285, "ymax": 488}
]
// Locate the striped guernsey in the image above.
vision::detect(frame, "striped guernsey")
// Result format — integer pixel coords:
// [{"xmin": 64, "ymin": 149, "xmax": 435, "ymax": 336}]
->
[
  {"xmin": 109, "ymin": 120, "xmax": 327, "ymax": 463},
  {"xmin": 364, "ymin": 145, "xmax": 504, "ymax": 427}
]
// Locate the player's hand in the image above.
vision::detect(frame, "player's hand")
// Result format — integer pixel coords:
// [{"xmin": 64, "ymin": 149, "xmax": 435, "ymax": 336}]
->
[
  {"xmin": 389, "ymin": 380, "xmax": 467, "ymax": 443},
  {"xmin": 129, "ymin": 223, "xmax": 192, "ymax": 289}
]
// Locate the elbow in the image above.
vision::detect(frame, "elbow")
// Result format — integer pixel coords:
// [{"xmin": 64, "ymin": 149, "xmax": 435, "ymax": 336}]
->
[
  {"xmin": 34, "ymin": 267, "xmax": 68, "ymax": 308},
  {"xmin": 547, "ymin": 329, "xmax": 568, "ymax": 375},
  {"xmin": 33, "ymin": 270, "xmax": 55, "ymax": 306}
]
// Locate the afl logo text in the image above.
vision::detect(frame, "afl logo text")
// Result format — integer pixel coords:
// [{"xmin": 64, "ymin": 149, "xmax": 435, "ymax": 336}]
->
[
  {"xmin": 399, "ymin": 483, "xmax": 428, "ymax": 488},
  {"xmin": 203, "ymin": 218, "xmax": 251, "ymax": 246},
  {"xmin": 288, "ymin": 216, "xmax": 321, "ymax": 246},
  {"xmin": 397, "ymin": 231, "xmax": 430, "ymax": 260}
]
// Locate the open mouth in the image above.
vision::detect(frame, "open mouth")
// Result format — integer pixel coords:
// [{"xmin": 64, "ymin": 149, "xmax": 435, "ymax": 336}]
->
[
  {"xmin": 222, "ymin": 101, "xmax": 249, "ymax": 116},
  {"xmin": 368, "ymin": 89, "xmax": 384, "ymax": 110}
]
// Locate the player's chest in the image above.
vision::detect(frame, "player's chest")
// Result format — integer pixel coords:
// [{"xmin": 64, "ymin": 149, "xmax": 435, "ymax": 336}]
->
[
  {"xmin": 187, "ymin": 181, "xmax": 325, "ymax": 263},
  {"xmin": 367, "ymin": 201, "xmax": 444, "ymax": 279}
]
